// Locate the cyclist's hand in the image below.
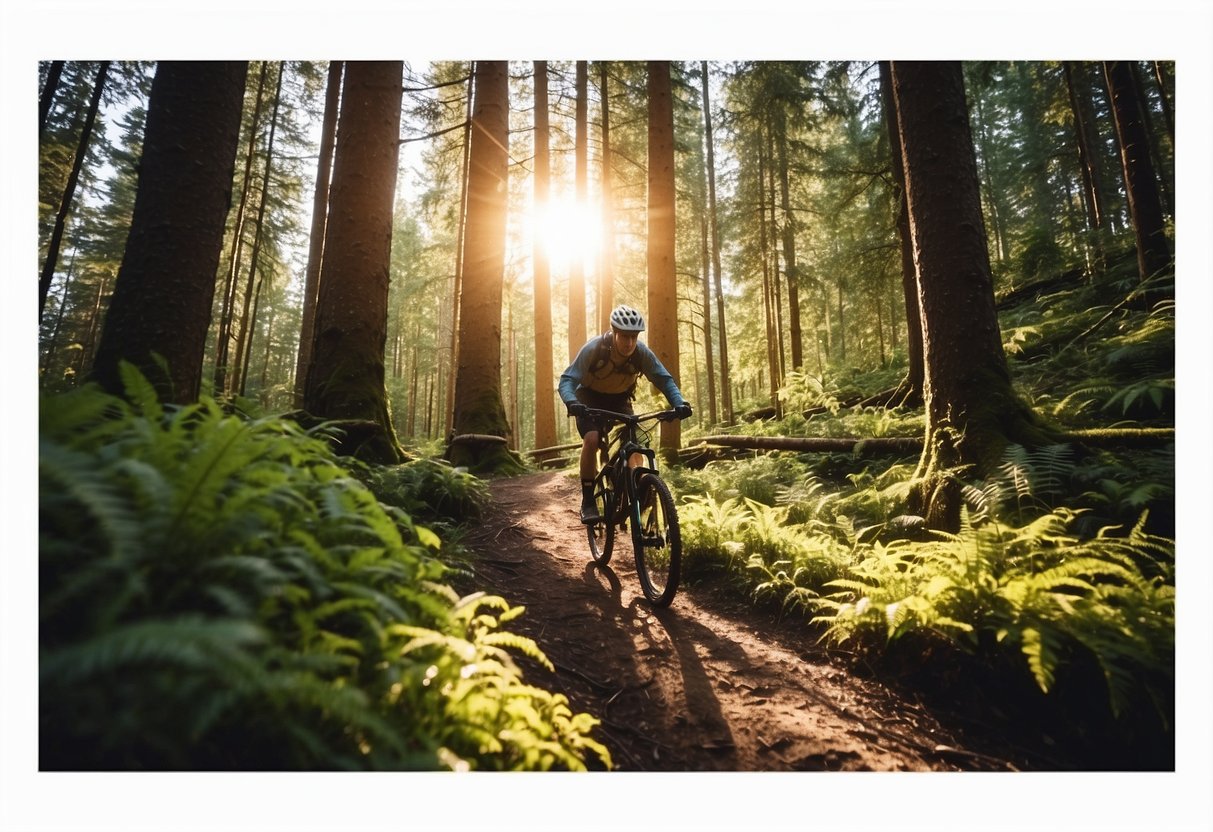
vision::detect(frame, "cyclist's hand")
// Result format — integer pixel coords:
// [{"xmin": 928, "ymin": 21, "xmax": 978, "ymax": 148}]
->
[
  {"xmin": 566, "ymin": 402, "xmax": 587, "ymax": 419},
  {"xmin": 675, "ymin": 402, "xmax": 693, "ymax": 420}
]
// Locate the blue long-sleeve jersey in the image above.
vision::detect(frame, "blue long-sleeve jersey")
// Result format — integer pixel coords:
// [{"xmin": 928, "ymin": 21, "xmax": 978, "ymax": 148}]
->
[{"xmin": 558, "ymin": 333, "xmax": 685, "ymax": 408}]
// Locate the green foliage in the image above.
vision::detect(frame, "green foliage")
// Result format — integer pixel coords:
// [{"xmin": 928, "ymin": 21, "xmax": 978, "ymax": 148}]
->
[
  {"xmin": 814, "ymin": 510, "xmax": 1173, "ymax": 722},
  {"xmin": 360, "ymin": 457, "xmax": 490, "ymax": 526},
  {"xmin": 39, "ymin": 368, "xmax": 610, "ymax": 771},
  {"xmin": 677, "ymin": 443, "xmax": 1173, "ymax": 725}
]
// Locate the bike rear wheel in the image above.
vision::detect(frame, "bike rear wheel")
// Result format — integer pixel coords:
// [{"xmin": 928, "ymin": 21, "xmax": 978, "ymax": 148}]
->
[
  {"xmin": 631, "ymin": 471, "xmax": 680, "ymax": 606},
  {"xmin": 586, "ymin": 476, "xmax": 615, "ymax": 565}
]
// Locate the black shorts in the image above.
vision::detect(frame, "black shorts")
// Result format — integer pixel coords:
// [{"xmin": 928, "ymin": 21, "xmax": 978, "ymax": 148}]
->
[{"xmin": 574, "ymin": 388, "xmax": 633, "ymax": 438}]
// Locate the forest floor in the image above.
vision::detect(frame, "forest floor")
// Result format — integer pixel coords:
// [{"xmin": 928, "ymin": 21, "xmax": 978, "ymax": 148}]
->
[{"xmin": 462, "ymin": 470, "xmax": 1072, "ymax": 773}]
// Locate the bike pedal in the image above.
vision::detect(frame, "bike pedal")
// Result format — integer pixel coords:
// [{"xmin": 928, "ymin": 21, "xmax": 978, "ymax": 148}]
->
[{"xmin": 641, "ymin": 536, "xmax": 665, "ymax": 547}]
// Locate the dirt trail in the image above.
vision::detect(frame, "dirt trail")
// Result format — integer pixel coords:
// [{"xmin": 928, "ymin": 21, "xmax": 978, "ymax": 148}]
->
[{"xmin": 463, "ymin": 471, "xmax": 1036, "ymax": 772}]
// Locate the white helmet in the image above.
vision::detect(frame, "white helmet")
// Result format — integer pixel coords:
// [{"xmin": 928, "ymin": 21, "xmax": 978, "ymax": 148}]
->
[{"xmin": 609, "ymin": 304, "xmax": 645, "ymax": 332}]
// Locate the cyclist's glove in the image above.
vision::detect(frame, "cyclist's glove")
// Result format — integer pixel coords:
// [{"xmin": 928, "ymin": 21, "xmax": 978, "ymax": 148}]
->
[
  {"xmin": 566, "ymin": 401, "xmax": 587, "ymax": 419},
  {"xmin": 675, "ymin": 402, "xmax": 693, "ymax": 420}
]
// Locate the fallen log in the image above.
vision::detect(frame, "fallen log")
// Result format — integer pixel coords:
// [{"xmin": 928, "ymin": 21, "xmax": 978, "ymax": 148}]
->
[
  {"xmin": 1065, "ymin": 427, "xmax": 1174, "ymax": 448},
  {"xmin": 693, "ymin": 435, "xmax": 922, "ymax": 455},
  {"xmin": 690, "ymin": 427, "xmax": 1173, "ymax": 457}
]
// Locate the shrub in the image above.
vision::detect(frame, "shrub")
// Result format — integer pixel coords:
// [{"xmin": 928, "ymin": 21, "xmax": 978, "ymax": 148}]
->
[{"xmin": 39, "ymin": 366, "xmax": 609, "ymax": 771}]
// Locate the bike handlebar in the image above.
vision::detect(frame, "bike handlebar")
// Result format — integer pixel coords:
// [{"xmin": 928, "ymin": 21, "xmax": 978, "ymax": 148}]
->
[{"xmin": 581, "ymin": 406, "xmax": 682, "ymax": 425}]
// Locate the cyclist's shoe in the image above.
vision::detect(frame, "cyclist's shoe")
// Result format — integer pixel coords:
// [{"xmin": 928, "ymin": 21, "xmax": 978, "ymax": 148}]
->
[{"xmin": 580, "ymin": 491, "xmax": 602, "ymax": 524}]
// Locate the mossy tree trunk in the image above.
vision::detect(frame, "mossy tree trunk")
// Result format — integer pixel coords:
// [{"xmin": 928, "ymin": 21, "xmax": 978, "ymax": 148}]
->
[
  {"xmin": 646, "ymin": 60, "xmax": 680, "ymax": 454},
  {"xmin": 890, "ymin": 61, "xmax": 1059, "ymax": 531},
  {"xmin": 448, "ymin": 61, "xmax": 521, "ymax": 474},
  {"xmin": 90, "ymin": 61, "xmax": 247, "ymax": 404},
  {"xmin": 302, "ymin": 61, "xmax": 404, "ymax": 465}
]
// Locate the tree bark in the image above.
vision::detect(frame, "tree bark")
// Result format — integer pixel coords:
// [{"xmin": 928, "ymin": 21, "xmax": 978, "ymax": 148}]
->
[
  {"xmin": 1103, "ymin": 61, "xmax": 1172, "ymax": 285},
  {"xmin": 757, "ymin": 137, "xmax": 780, "ymax": 416},
  {"xmin": 39, "ymin": 61, "xmax": 109, "ymax": 319},
  {"xmin": 38, "ymin": 60, "xmax": 65, "ymax": 138},
  {"xmin": 701, "ymin": 61, "xmax": 733, "ymax": 424},
  {"xmin": 775, "ymin": 109, "xmax": 803, "ymax": 370},
  {"xmin": 1062, "ymin": 61, "xmax": 1109, "ymax": 234},
  {"xmin": 1152, "ymin": 61, "xmax": 1174, "ymax": 144},
  {"xmin": 445, "ymin": 67, "xmax": 476, "ymax": 436},
  {"xmin": 646, "ymin": 61, "xmax": 681, "ymax": 452},
  {"xmin": 232, "ymin": 62, "xmax": 284, "ymax": 396},
  {"xmin": 294, "ymin": 60, "xmax": 343, "ymax": 407},
  {"xmin": 698, "ymin": 178, "xmax": 717, "ymax": 425},
  {"xmin": 879, "ymin": 61, "xmax": 923, "ymax": 404},
  {"xmin": 567, "ymin": 60, "xmax": 589, "ymax": 361},
  {"xmin": 890, "ymin": 61, "xmax": 1056, "ymax": 531},
  {"xmin": 90, "ymin": 61, "xmax": 248, "ymax": 404},
  {"xmin": 532, "ymin": 61, "xmax": 557, "ymax": 451},
  {"xmin": 448, "ymin": 61, "xmax": 520, "ymax": 473},
  {"xmin": 302, "ymin": 61, "xmax": 404, "ymax": 463},
  {"xmin": 214, "ymin": 61, "xmax": 268, "ymax": 395},
  {"xmin": 597, "ymin": 62, "xmax": 616, "ymax": 333}
]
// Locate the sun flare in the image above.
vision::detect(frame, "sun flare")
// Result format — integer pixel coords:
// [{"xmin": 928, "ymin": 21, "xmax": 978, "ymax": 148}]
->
[{"xmin": 534, "ymin": 194, "xmax": 601, "ymax": 271}]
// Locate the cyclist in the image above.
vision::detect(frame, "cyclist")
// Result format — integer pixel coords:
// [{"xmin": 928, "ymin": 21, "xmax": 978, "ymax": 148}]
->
[{"xmin": 559, "ymin": 304, "xmax": 692, "ymax": 523}]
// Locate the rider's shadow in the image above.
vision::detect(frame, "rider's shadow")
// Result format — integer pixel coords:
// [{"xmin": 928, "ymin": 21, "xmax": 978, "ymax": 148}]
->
[
  {"xmin": 633, "ymin": 599, "xmax": 740, "ymax": 767},
  {"xmin": 583, "ymin": 561, "xmax": 623, "ymax": 606}
]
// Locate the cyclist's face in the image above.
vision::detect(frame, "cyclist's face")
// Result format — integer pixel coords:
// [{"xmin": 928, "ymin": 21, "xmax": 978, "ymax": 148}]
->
[{"xmin": 612, "ymin": 328, "xmax": 639, "ymax": 357}]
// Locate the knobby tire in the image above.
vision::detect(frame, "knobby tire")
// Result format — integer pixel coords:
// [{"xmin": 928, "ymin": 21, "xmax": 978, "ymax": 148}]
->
[
  {"xmin": 586, "ymin": 474, "xmax": 615, "ymax": 565},
  {"xmin": 631, "ymin": 471, "xmax": 681, "ymax": 607}
]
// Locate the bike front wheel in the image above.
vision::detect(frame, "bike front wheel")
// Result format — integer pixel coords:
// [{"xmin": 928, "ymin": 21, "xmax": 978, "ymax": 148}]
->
[
  {"xmin": 631, "ymin": 471, "xmax": 681, "ymax": 607},
  {"xmin": 586, "ymin": 477, "xmax": 615, "ymax": 565}
]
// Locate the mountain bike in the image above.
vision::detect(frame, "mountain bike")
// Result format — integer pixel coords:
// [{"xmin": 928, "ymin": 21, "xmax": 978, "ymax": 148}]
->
[{"xmin": 582, "ymin": 407, "xmax": 683, "ymax": 607}]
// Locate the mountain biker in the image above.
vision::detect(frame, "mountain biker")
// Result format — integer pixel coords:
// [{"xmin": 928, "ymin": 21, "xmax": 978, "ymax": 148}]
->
[{"xmin": 559, "ymin": 304, "xmax": 692, "ymax": 523}]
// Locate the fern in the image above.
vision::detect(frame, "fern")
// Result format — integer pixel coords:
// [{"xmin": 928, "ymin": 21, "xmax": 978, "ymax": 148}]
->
[{"xmin": 40, "ymin": 369, "xmax": 610, "ymax": 771}]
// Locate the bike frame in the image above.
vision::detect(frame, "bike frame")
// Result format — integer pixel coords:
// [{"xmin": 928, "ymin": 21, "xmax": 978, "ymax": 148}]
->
[{"xmin": 585, "ymin": 408, "xmax": 676, "ymax": 527}]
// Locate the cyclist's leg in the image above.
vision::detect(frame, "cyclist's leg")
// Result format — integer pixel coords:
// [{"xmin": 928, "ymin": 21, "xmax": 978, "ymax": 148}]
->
[{"xmin": 573, "ymin": 395, "xmax": 603, "ymax": 523}]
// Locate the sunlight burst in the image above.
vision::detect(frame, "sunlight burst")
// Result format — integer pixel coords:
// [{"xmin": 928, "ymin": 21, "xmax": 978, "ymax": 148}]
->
[{"xmin": 534, "ymin": 194, "xmax": 601, "ymax": 272}]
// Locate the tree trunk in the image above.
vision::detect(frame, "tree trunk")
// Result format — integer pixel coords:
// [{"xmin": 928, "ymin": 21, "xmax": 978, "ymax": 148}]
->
[
  {"xmin": 39, "ymin": 60, "xmax": 65, "ymax": 138},
  {"xmin": 757, "ymin": 139, "xmax": 780, "ymax": 416},
  {"xmin": 775, "ymin": 109, "xmax": 803, "ymax": 370},
  {"xmin": 698, "ymin": 180, "xmax": 717, "ymax": 425},
  {"xmin": 448, "ymin": 61, "xmax": 520, "ymax": 473},
  {"xmin": 567, "ymin": 60, "xmax": 589, "ymax": 361},
  {"xmin": 90, "ymin": 61, "xmax": 248, "ymax": 403},
  {"xmin": 214, "ymin": 61, "xmax": 269, "ymax": 395},
  {"xmin": 294, "ymin": 60, "xmax": 343, "ymax": 407},
  {"xmin": 445, "ymin": 67, "xmax": 475, "ymax": 436},
  {"xmin": 1152, "ymin": 61, "xmax": 1175, "ymax": 144},
  {"xmin": 1128, "ymin": 61, "xmax": 1174, "ymax": 220},
  {"xmin": 39, "ymin": 61, "xmax": 109, "ymax": 319},
  {"xmin": 1103, "ymin": 61, "xmax": 1172, "ymax": 285},
  {"xmin": 879, "ymin": 61, "xmax": 923, "ymax": 404},
  {"xmin": 701, "ymin": 61, "xmax": 733, "ymax": 424},
  {"xmin": 301, "ymin": 60, "xmax": 404, "ymax": 464},
  {"xmin": 646, "ymin": 61, "xmax": 681, "ymax": 452},
  {"xmin": 890, "ymin": 61, "xmax": 1056, "ymax": 531},
  {"xmin": 532, "ymin": 61, "xmax": 557, "ymax": 450},
  {"xmin": 598, "ymin": 62, "xmax": 616, "ymax": 332},
  {"xmin": 1062, "ymin": 61, "xmax": 1109, "ymax": 234},
  {"xmin": 768, "ymin": 126, "xmax": 787, "ymax": 382},
  {"xmin": 232, "ymin": 62, "xmax": 283, "ymax": 396},
  {"xmin": 969, "ymin": 81, "xmax": 1009, "ymax": 265}
]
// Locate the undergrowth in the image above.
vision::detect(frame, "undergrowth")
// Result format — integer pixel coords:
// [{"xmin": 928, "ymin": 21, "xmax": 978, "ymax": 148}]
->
[
  {"xmin": 39, "ymin": 364, "xmax": 610, "ymax": 771},
  {"xmin": 669, "ymin": 265, "xmax": 1175, "ymax": 748}
]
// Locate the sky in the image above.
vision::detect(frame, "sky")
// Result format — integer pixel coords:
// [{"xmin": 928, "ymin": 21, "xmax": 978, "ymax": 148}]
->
[{"xmin": 3, "ymin": 2, "xmax": 1212, "ymax": 831}]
